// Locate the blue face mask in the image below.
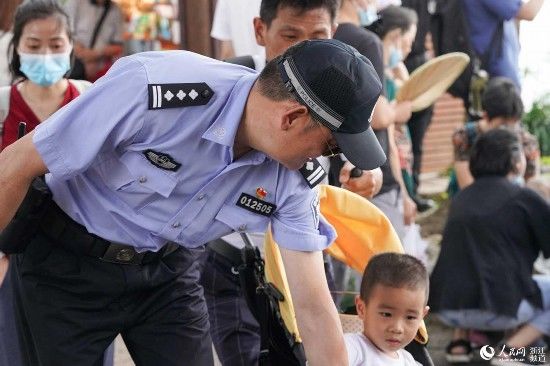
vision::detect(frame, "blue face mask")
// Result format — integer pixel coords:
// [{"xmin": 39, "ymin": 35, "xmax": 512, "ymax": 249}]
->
[
  {"xmin": 510, "ymin": 175, "xmax": 525, "ymax": 186},
  {"xmin": 358, "ymin": 6, "xmax": 378, "ymax": 27},
  {"xmin": 388, "ymin": 47, "xmax": 403, "ymax": 69},
  {"xmin": 19, "ymin": 51, "xmax": 71, "ymax": 87}
]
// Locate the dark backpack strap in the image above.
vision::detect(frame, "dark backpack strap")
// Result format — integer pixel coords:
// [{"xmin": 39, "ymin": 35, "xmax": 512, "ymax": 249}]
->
[
  {"xmin": 225, "ymin": 55, "xmax": 257, "ymax": 70},
  {"xmin": 237, "ymin": 233, "xmax": 306, "ymax": 366},
  {"xmin": 89, "ymin": 0, "xmax": 112, "ymax": 49}
]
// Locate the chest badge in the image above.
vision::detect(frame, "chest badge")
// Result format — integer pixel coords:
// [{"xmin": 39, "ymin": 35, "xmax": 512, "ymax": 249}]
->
[
  {"xmin": 255, "ymin": 187, "xmax": 268, "ymax": 199},
  {"xmin": 143, "ymin": 149, "xmax": 181, "ymax": 171},
  {"xmin": 148, "ymin": 83, "xmax": 214, "ymax": 110},
  {"xmin": 237, "ymin": 191, "xmax": 276, "ymax": 217}
]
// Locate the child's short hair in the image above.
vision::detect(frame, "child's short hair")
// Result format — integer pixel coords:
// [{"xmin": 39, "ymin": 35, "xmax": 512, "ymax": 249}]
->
[
  {"xmin": 360, "ymin": 253, "xmax": 429, "ymax": 304},
  {"xmin": 481, "ymin": 77, "xmax": 523, "ymax": 120}
]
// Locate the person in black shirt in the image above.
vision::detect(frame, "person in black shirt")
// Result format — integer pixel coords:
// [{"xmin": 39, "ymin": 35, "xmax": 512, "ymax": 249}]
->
[{"xmin": 429, "ymin": 128, "xmax": 550, "ymax": 364}]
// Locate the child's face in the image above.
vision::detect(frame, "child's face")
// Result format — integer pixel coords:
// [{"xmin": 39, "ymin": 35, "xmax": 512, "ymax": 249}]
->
[{"xmin": 356, "ymin": 284, "xmax": 429, "ymax": 358}]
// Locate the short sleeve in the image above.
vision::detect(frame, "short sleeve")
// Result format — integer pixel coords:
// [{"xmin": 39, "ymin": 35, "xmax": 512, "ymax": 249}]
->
[
  {"xmin": 33, "ymin": 57, "xmax": 148, "ymax": 180},
  {"xmin": 344, "ymin": 333, "xmax": 364, "ymax": 366},
  {"xmin": 271, "ymin": 184, "xmax": 336, "ymax": 252},
  {"xmin": 481, "ymin": 0, "xmax": 522, "ymax": 21},
  {"xmin": 210, "ymin": 0, "xmax": 231, "ymax": 41}
]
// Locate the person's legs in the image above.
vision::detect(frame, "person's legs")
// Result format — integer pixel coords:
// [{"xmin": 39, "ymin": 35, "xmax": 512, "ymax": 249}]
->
[
  {"xmin": 0, "ymin": 261, "xmax": 24, "ymax": 366},
  {"xmin": 407, "ymin": 107, "xmax": 433, "ymax": 195},
  {"xmin": 13, "ymin": 230, "xmax": 212, "ymax": 366},
  {"xmin": 122, "ymin": 246, "xmax": 213, "ymax": 366},
  {"xmin": 11, "ymin": 234, "xmax": 118, "ymax": 366},
  {"xmin": 505, "ymin": 275, "xmax": 550, "ymax": 348},
  {"xmin": 200, "ymin": 247, "xmax": 260, "ymax": 366}
]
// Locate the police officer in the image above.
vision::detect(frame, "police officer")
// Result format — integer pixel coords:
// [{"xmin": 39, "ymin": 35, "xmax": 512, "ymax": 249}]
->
[
  {"xmin": 0, "ymin": 39, "xmax": 384, "ymax": 365},
  {"xmin": 201, "ymin": 2, "xmax": 385, "ymax": 365}
]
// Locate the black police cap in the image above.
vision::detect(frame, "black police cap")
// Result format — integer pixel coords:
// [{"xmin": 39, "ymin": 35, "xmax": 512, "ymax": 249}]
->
[{"xmin": 278, "ymin": 39, "xmax": 386, "ymax": 170}]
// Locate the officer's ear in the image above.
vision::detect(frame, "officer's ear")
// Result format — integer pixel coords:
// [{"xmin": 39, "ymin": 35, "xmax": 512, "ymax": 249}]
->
[
  {"xmin": 254, "ymin": 17, "xmax": 267, "ymax": 46},
  {"xmin": 280, "ymin": 103, "xmax": 309, "ymax": 131}
]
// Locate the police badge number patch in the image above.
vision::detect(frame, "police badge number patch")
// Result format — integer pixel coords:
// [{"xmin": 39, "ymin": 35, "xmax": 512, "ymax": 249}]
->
[
  {"xmin": 236, "ymin": 193, "xmax": 276, "ymax": 217},
  {"xmin": 143, "ymin": 150, "xmax": 181, "ymax": 171}
]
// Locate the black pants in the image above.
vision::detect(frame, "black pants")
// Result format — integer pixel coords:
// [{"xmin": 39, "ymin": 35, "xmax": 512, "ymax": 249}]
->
[
  {"xmin": 11, "ymin": 232, "xmax": 213, "ymax": 366},
  {"xmin": 407, "ymin": 106, "xmax": 434, "ymax": 193},
  {"xmin": 200, "ymin": 247, "xmax": 261, "ymax": 366}
]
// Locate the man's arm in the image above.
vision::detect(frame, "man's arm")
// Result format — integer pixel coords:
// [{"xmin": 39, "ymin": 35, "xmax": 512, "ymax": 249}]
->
[
  {"xmin": 0, "ymin": 131, "xmax": 47, "ymax": 230},
  {"xmin": 387, "ymin": 124, "xmax": 416, "ymax": 225},
  {"xmin": 370, "ymin": 96, "xmax": 396, "ymax": 129},
  {"xmin": 279, "ymin": 247, "xmax": 347, "ymax": 366},
  {"xmin": 516, "ymin": 0, "xmax": 545, "ymax": 21},
  {"xmin": 454, "ymin": 161, "xmax": 474, "ymax": 189}
]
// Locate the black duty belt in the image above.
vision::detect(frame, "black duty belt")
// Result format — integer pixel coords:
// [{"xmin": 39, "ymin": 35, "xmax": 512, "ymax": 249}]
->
[
  {"xmin": 39, "ymin": 203, "xmax": 179, "ymax": 265},
  {"xmin": 208, "ymin": 238, "xmax": 243, "ymax": 267}
]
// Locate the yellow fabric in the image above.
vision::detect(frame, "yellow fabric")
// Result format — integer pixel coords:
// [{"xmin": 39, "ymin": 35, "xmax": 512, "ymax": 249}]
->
[
  {"xmin": 263, "ymin": 185, "xmax": 428, "ymax": 345},
  {"xmin": 264, "ymin": 228, "xmax": 302, "ymax": 342},
  {"xmin": 319, "ymin": 185, "xmax": 402, "ymax": 274}
]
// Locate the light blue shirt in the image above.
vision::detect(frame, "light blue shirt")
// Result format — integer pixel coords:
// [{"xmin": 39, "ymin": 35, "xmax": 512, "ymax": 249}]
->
[{"xmin": 33, "ymin": 51, "xmax": 335, "ymax": 252}]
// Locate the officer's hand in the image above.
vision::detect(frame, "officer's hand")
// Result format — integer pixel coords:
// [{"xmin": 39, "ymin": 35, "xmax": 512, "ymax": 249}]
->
[
  {"xmin": 392, "ymin": 100, "xmax": 413, "ymax": 124},
  {"xmin": 339, "ymin": 162, "xmax": 383, "ymax": 199},
  {"xmin": 0, "ymin": 256, "xmax": 8, "ymax": 286},
  {"xmin": 403, "ymin": 194, "xmax": 417, "ymax": 225}
]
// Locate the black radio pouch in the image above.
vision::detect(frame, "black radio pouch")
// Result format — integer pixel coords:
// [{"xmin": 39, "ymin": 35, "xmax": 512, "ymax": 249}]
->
[{"xmin": 0, "ymin": 177, "xmax": 52, "ymax": 254}]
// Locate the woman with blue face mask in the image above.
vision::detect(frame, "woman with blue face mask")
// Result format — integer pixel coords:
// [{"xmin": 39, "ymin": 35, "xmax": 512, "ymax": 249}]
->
[
  {"xmin": 0, "ymin": 1, "xmax": 116, "ymax": 365},
  {"xmin": 0, "ymin": 0, "xmax": 92, "ymax": 149}
]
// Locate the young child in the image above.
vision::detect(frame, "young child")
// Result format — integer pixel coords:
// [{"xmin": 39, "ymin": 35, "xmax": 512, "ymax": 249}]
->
[{"xmin": 345, "ymin": 252, "xmax": 430, "ymax": 365}]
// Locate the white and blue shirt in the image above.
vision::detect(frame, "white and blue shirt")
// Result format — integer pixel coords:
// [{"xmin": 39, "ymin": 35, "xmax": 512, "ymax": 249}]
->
[{"xmin": 33, "ymin": 51, "xmax": 335, "ymax": 252}]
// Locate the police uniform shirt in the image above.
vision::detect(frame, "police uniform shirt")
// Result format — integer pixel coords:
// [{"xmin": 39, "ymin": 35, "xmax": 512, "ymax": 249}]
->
[
  {"xmin": 221, "ymin": 156, "xmax": 330, "ymax": 250},
  {"xmin": 32, "ymin": 51, "xmax": 336, "ymax": 252}
]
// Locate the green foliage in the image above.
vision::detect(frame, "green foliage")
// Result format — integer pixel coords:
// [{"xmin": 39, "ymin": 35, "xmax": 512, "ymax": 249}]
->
[{"xmin": 523, "ymin": 94, "xmax": 550, "ymax": 156}]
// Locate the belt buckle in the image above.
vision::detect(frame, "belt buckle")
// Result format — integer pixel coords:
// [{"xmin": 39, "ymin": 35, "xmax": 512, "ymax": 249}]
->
[{"xmin": 100, "ymin": 242, "xmax": 145, "ymax": 265}]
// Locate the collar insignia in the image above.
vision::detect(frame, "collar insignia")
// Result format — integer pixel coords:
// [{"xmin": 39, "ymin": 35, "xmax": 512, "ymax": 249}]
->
[
  {"xmin": 299, "ymin": 158, "xmax": 326, "ymax": 188},
  {"xmin": 143, "ymin": 149, "xmax": 181, "ymax": 171}
]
